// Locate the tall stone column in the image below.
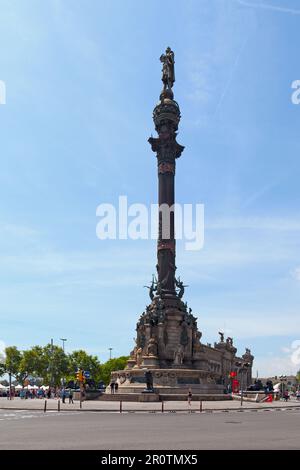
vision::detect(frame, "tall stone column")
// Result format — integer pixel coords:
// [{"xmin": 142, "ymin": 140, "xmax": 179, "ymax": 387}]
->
[
  {"xmin": 148, "ymin": 86, "xmax": 184, "ymax": 297},
  {"xmin": 137, "ymin": 48, "xmax": 200, "ymax": 368}
]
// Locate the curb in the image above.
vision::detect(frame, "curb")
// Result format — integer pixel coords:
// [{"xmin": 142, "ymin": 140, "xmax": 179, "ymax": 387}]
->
[{"xmin": 1, "ymin": 405, "xmax": 300, "ymax": 413}]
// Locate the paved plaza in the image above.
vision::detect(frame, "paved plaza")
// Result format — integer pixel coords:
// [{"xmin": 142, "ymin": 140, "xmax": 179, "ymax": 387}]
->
[
  {"xmin": 0, "ymin": 398, "xmax": 300, "ymax": 449},
  {"xmin": 0, "ymin": 406, "xmax": 299, "ymax": 450}
]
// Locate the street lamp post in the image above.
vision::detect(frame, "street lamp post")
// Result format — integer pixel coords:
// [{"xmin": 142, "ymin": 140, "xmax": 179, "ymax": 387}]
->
[
  {"xmin": 60, "ymin": 338, "xmax": 67, "ymax": 388},
  {"xmin": 280, "ymin": 375, "xmax": 287, "ymax": 399},
  {"xmin": 235, "ymin": 361, "xmax": 251, "ymax": 406},
  {"xmin": 50, "ymin": 338, "xmax": 54, "ymax": 390},
  {"xmin": 60, "ymin": 338, "xmax": 67, "ymax": 352},
  {"xmin": 9, "ymin": 371, "xmax": 12, "ymax": 401}
]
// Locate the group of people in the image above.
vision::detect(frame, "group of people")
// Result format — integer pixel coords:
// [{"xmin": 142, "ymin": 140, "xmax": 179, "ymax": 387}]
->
[
  {"xmin": 60, "ymin": 388, "xmax": 74, "ymax": 404},
  {"xmin": 282, "ymin": 390, "xmax": 290, "ymax": 402},
  {"xmin": 281, "ymin": 389, "xmax": 300, "ymax": 401},
  {"xmin": 109, "ymin": 381, "xmax": 119, "ymax": 394},
  {"xmin": 4, "ymin": 387, "xmax": 74, "ymax": 403}
]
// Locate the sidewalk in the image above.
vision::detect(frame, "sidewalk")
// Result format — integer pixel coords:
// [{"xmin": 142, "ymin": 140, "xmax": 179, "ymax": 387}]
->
[{"xmin": 1, "ymin": 397, "xmax": 300, "ymax": 412}]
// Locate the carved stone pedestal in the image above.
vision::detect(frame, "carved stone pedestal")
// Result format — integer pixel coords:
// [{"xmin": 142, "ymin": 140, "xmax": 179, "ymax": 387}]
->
[
  {"xmin": 142, "ymin": 355, "xmax": 159, "ymax": 369},
  {"xmin": 126, "ymin": 359, "xmax": 137, "ymax": 370},
  {"xmin": 110, "ymin": 367, "xmax": 224, "ymax": 396}
]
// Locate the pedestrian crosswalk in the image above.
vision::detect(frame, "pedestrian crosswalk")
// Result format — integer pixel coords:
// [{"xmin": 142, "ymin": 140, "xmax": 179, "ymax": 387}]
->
[
  {"xmin": 0, "ymin": 410, "xmax": 78, "ymax": 422},
  {"xmin": 207, "ymin": 407, "xmax": 300, "ymax": 415}
]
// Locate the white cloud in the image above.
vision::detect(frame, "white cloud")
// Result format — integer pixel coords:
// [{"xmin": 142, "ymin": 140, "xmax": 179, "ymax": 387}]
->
[
  {"xmin": 281, "ymin": 346, "xmax": 292, "ymax": 353},
  {"xmin": 0, "ymin": 223, "xmax": 39, "ymax": 240},
  {"xmin": 186, "ymin": 54, "xmax": 216, "ymax": 104},
  {"xmin": 206, "ymin": 216, "xmax": 300, "ymax": 231},
  {"xmin": 0, "ymin": 340, "xmax": 6, "ymax": 362},
  {"xmin": 201, "ymin": 311, "xmax": 300, "ymax": 339},
  {"xmin": 183, "ymin": 0, "xmax": 256, "ymax": 125},
  {"xmin": 235, "ymin": 0, "xmax": 300, "ymax": 16},
  {"xmin": 0, "ymin": 247, "xmax": 151, "ymax": 275},
  {"xmin": 254, "ymin": 355, "xmax": 299, "ymax": 377},
  {"xmin": 293, "ymin": 268, "xmax": 300, "ymax": 281},
  {"xmin": 213, "ymin": 33, "xmax": 250, "ymax": 118}
]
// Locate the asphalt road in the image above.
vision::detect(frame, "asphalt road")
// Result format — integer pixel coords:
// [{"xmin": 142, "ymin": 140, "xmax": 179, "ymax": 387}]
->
[{"xmin": 0, "ymin": 408, "xmax": 299, "ymax": 450}]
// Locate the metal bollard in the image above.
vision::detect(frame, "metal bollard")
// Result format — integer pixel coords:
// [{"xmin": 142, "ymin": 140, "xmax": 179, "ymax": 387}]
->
[
  {"xmin": 58, "ymin": 399, "xmax": 60, "ymax": 412},
  {"xmin": 200, "ymin": 401, "xmax": 203, "ymax": 413},
  {"xmin": 44, "ymin": 400, "xmax": 47, "ymax": 413},
  {"xmin": 161, "ymin": 401, "xmax": 164, "ymax": 413},
  {"xmin": 120, "ymin": 400, "xmax": 122, "ymax": 413}
]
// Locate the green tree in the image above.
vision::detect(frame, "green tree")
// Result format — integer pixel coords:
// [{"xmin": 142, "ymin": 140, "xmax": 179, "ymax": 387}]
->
[
  {"xmin": 0, "ymin": 346, "xmax": 27, "ymax": 383},
  {"xmin": 40, "ymin": 344, "xmax": 69, "ymax": 386},
  {"xmin": 19, "ymin": 346, "xmax": 45, "ymax": 379},
  {"xmin": 100, "ymin": 356, "xmax": 129, "ymax": 385},
  {"xmin": 68, "ymin": 350, "xmax": 102, "ymax": 383},
  {"xmin": 0, "ymin": 344, "xmax": 129, "ymax": 388}
]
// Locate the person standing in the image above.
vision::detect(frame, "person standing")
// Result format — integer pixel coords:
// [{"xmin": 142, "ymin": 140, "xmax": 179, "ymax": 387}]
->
[
  {"xmin": 187, "ymin": 388, "xmax": 192, "ymax": 407},
  {"xmin": 69, "ymin": 390, "xmax": 74, "ymax": 404}
]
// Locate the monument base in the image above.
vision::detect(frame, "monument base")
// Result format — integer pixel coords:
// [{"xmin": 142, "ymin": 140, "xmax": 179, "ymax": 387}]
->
[{"xmin": 108, "ymin": 368, "xmax": 225, "ymax": 396}]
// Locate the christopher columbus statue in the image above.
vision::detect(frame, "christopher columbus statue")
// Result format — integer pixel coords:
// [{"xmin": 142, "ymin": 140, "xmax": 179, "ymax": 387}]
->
[{"xmin": 160, "ymin": 47, "xmax": 175, "ymax": 90}]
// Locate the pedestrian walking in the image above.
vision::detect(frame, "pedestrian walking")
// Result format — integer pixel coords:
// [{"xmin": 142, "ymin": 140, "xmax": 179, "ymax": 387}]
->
[
  {"xmin": 114, "ymin": 382, "xmax": 119, "ymax": 393},
  {"xmin": 187, "ymin": 388, "xmax": 192, "ymax": 407},
  {"xmin": 69, "ymin": 390, "xmax": 74, "ymax": 404},
  {"xmin": 110, "ymin": 382, "xmax": 115, "ymax": 394}
]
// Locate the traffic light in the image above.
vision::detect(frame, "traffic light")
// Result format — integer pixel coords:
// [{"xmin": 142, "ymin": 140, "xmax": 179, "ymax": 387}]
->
[{"xmin": 76, "ymin": 370, "xmax": 84, "ymax": 383}]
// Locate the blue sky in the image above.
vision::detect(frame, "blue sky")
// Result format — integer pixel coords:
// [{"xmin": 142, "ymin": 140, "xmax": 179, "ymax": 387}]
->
[{"xmin": 0, "ymin": 0, "xmax": 300, "ymax": 376}]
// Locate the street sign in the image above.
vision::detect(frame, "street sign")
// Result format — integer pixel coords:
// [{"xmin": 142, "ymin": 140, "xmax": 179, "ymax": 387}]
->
[{"xmin": 83, "ymin": 371, "xmax": 91, "ymax": 378}]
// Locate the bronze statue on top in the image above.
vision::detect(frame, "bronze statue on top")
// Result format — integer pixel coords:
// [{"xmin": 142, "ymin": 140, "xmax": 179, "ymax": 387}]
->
[{"xmin": 160, "ymin": 47, "xmax": 175, "ymax": 90}]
